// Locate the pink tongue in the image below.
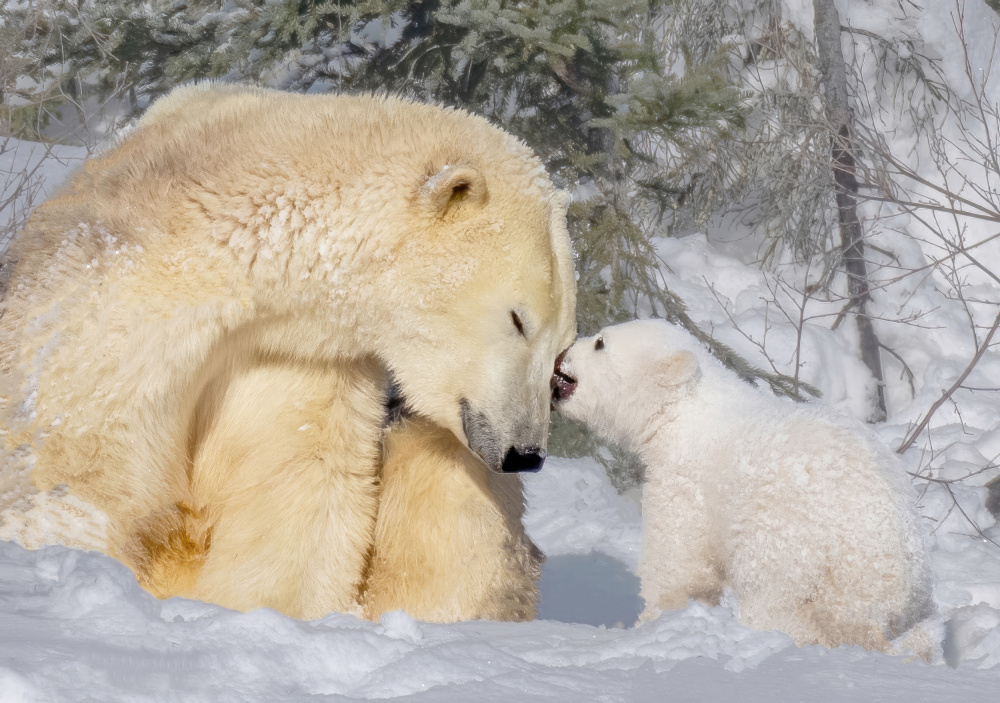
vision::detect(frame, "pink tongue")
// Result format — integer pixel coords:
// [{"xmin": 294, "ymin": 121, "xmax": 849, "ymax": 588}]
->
[
  {"xmin": 550, "ymin": 350, "xmax": 576, "ymax": 400},
  {"xmin": 555, "ymin": 376, "xmax": 576, "ymax": 400}
]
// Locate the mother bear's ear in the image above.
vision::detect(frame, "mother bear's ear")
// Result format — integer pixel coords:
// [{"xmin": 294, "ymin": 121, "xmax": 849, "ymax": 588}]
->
[{"xmin": 419, "ymin": 165, "xmax": 488, "ymax": 218}]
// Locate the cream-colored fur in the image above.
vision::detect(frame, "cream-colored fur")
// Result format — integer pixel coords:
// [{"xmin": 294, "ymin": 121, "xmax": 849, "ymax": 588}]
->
[
  {"xmin": 364, "ymin": 418, "xmax": 542, "ymax": 622},
  {"xmin": 126, "ymin": 358, "xmax": 386, "ymax": 618},
  {"xmin": 556, "ymin": 320, "xmax": 937, "ymax": 655},
  {"xmin": 0, "ymin": 84, "xmax": 576, "ymax": 619}
]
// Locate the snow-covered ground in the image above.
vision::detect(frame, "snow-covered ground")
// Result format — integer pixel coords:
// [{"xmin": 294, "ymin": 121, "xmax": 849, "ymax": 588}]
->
[{"xmin": 1, "ymin": 456, "xmax": 998, "ymax": 702}]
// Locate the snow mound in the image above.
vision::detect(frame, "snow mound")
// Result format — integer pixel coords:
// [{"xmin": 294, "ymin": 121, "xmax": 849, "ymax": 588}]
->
[{"xmin": 0, "ymin": 539, "xmax": 788, "ymax": 699}]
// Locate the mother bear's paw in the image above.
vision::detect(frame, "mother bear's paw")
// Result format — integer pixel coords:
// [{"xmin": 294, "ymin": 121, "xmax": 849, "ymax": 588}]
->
[{"xmin": 118, "ymin": 502, "xmax": 214, "ymax": 599}]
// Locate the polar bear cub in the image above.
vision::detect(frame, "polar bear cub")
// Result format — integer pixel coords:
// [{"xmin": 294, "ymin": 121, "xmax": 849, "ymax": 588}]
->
[{"xmin": 553, "ymin": 320, "xmax": 936, "ymax": 653}]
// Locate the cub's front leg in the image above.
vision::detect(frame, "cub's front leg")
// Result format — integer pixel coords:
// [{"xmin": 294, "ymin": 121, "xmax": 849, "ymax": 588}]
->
[{"xmin": 639, "ymin": 469, "xmax": 723, "ymax": 621}]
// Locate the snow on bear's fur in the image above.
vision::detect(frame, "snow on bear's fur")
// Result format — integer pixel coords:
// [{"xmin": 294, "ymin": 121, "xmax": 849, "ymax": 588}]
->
[
  {"xmin": 553, "ymin": 320, "xmax": 938, "ymax": 655},
  {"xmin": 0, "ymin": 84, "xmax": 576, "ymax": 620}
]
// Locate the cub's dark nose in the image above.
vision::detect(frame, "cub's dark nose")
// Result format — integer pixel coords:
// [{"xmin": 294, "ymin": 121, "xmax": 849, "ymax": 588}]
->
[
  {"xmin": 551, "ymin": 350, "xmax": 577, "ymax": 403},
  {"xmin": 502, "ymin": 446, "xmax": 546, "ymax": 473}
]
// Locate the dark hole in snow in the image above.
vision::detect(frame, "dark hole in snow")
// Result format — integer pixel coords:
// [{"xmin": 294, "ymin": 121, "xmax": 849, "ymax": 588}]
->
[
  {"xmin": 986, "ymin": 476, "xmax": 1000, "ymax": 521},
  {"xmin": 538, "ymin": 552, "xmax": 643, "ymax": 629}
]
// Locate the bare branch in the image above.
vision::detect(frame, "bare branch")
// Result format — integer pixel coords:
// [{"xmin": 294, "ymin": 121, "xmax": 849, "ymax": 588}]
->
[{"xmin": 897, "ymin": 308, "xmax": 1000, "ymax": 454}]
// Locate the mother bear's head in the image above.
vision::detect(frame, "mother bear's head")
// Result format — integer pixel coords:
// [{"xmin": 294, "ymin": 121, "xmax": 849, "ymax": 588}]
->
[
  {"xmin": 142, "ymin": 87, "xmax": 578, "ymax": 473},
  {"xmin": 374, "ymin": 145, "xmax": 577, "ymax": 474}
]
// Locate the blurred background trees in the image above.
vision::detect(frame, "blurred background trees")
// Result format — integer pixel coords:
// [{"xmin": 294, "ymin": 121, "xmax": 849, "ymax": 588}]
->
[
  {"xmin": 4, "ymin": 0, "xmax": 1000, "ymax": 505},
  {"xmin": 1, "ymin": 0, "xmax": 757, "ymax": 484}
]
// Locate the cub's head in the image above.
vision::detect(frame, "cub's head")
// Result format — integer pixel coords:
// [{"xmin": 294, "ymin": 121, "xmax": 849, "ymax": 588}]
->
[
  {"xmin": 374, "ymin": 126, "xmax": 577, "ymax": 474},
  {"xmin": 551, "ymin": 320, "xmax": 701, "ymax": 447}
]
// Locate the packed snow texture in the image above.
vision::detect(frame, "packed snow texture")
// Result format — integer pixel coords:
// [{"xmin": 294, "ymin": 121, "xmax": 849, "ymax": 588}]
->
[{"xmin": 3, "ymin": 0, "xmax": 1000, "ymax": 699}]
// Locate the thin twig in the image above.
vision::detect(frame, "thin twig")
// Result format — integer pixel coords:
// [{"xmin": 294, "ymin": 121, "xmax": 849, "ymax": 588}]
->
[{"xmin": 897, "ymin": 308, "xmax": 1000, "ymax": 454}]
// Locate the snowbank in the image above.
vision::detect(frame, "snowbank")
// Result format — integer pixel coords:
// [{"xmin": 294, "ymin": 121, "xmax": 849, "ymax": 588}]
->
[{"xmin": 524, "ymin": 457, "xmax": 642, "ymax": 571}]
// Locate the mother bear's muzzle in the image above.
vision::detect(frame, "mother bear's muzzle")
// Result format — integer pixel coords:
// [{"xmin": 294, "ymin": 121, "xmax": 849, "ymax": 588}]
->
[{"xmin": 460, "ymin": 399, "xmax": 547, "ymax": 473}]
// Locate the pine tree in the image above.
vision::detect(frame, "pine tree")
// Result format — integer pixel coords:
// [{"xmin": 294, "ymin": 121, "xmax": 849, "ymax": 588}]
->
[
  {"xmin": 0, "ymin": 1, "xmax": 74, "ymax": 138},
  {"xmin": 812, "ymin": 0, "xmax": 886, "ymax": 422}
]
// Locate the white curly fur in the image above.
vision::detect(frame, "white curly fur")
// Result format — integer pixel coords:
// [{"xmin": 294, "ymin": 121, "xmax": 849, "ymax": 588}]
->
[{"xmin": 556, "ymin": 319, "xmax": 938, "ymax": 656}]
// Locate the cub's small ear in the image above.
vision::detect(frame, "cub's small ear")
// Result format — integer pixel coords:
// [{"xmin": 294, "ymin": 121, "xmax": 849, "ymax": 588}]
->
[
  {"xmin": 656, "ymin": 351, "xmax": 700, "ymax": 388},
  {"xmin": 420, "ymin": 165, "xmax": 487, "ymax": 218}
]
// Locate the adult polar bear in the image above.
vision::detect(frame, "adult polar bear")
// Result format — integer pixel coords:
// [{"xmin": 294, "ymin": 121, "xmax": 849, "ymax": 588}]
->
[{"xmin": 0, "ymin": 84, "xmax": 576, "ymax": 620}]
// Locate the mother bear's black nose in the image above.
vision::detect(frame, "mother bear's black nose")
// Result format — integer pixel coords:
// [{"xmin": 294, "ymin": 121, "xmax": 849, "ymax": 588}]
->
[{"xmin": 502, "ymin": 446, "xmax": 546, "ymax": 473}]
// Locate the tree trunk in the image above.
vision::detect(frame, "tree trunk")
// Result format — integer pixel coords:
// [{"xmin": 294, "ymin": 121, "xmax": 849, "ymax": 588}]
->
[{"xmin": 813, "ymin": 0, "xmax": 887, "ymax": 422}]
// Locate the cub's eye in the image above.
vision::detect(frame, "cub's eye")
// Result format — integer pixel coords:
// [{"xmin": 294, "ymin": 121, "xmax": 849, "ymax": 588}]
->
[
  {"xmin": 511, "ymin": 311, "xmax": 526, "ymax": 337},
  {"xmin": 594, "ymin": 336, "xmax": 605, "ymax": 351}
]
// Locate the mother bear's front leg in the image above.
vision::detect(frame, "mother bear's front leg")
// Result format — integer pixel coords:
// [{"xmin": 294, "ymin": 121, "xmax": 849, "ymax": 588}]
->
[{"xmin": 122, "ymin": 357, "xmax": 387, "ymax": 619}]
